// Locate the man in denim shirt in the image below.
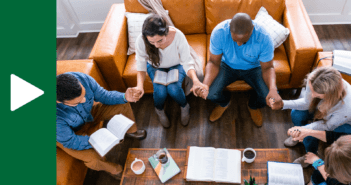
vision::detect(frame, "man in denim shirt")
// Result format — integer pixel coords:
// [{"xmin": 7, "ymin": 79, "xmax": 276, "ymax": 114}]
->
[
  {"xmin": 56, "ymin": 72, "xmax": 146, "ymax": 178},
  {"xmin": 196, "ymin": 13, "xmax": 282, "ymax": 126}
]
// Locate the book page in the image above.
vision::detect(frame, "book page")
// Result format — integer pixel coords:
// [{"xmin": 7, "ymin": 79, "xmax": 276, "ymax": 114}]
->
[
  {"xmin": 333, "ymin": 50, "xmax": 351, "ymax": 75},
  {"xmin": 166, "ymin": 69, "xmax": 179, "ymax": 85},
  {"xmin": 268, "ymin": 161, "xmax": 304, "ymax": 185},
  {"xmin": 88, "ymin": 128, "xmax": 120, "ymax": 157},
  {"xmin": 186, "ymin": 146, "xmax": 215, "ymax": 181},
  {"xmin": 153, "ymin": 70, "xmax": 168, "ymax": 86},
  {"xmin": 107, "ymin": 114, "xmax": 134, "ymax": 140},
  {"xmin": 214, "ymin": 149, "xmax": 241, "ymax": 183}
]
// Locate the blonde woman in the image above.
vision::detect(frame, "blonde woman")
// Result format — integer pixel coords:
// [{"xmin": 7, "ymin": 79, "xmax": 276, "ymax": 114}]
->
[
  {"xmin": 288, "ymin": 127, "xmax": 351, "ymax": 185},
  {"xmin": 271, "ymin": 67, "xmax": 351, "ymax": 166}
]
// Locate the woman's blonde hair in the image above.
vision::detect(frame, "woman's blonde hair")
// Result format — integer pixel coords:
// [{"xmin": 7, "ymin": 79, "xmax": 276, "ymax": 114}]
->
[
  {"xmin": 306, "ymin": 67, "xmax": 346, "ymax": 119},
  {"xmin": 324, "ymin": 135, "xmax": 351, "ymax": 184}
]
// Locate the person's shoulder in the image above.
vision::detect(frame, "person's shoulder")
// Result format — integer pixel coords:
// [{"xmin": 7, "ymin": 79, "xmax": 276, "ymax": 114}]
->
[
  {"xmin": 252, "ymin": 21, "xmax": 271, "ymax": 41},
  {"xmin": 56, "ymin": 104, "xmax": 72, "ymax": 121},
  {"xmin": 136, "ymin": 34, "xmax": 145, "ymax": 46},
  {"xmin": 343, "ymin": 79, "xmax": 351, "ymax": 100},
  {"xmin": 213, "ymin": 19, "xmax": 231, "ymax": 34},
  {"xmin": 171, "ymin": 26, "xmax": 186, "ymax": 40},
  {"xmin": 64, "ymin": 71, "xmax": 87, "ymax": 79}
]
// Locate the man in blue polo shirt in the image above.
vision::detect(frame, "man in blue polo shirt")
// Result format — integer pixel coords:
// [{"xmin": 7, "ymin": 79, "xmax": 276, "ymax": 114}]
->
[
  {"xmin": 196, "ymin": 13, "xmax": 281, "ymax": 126},
  {"xmin": 56, "ymin": 72, "xmax": 146, "ymax": 179}
]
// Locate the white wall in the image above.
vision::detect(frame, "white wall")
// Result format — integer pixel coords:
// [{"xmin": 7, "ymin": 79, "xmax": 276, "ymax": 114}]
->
[
  {"xmin": 302, "ymin": 0, "xmax": 351, "ymax": 25},
  {"xmin": 57, "ymin": 0, "xmax": 124, "ymax": 38},
  {"xmin": 57, "ymin": 0, "xmax": 351, "ymax": 38}
]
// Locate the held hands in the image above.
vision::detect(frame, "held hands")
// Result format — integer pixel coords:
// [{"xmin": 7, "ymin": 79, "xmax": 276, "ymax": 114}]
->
[
  {"xmin": 266, "ymin": 90, "xmax": 283, "ymax": 110},
  {"xmin": 304, "ymin": 152, "xmax": 320, "ymax": 164},
  {"xmin": 125, "ymin": 87, "xmax": 144, "ymax": 103},
  {"xmin": 190, "ymin": 81, "xmax": 209, "ymax": 100},
  {"xmin": 287, "ymin": 126, "xmax": 311, "ymax": 142}
]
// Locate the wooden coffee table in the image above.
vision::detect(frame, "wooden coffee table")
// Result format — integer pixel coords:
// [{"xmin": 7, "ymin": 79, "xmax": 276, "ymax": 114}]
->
[{"xmin": 120, "ymin": 148, "xmax": 290, "ymax": 184}]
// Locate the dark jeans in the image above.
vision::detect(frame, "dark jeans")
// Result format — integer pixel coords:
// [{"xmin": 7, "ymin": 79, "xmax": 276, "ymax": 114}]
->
[
  {"xmin": 207, "ymin": 62, "xmax": 269, "ymax": 109},
  {"xmin": 291, "ymin": 109, "xmax": 351, "ymax": 154},
  {"xmin": 147, "ymin": 63, "xmax": 187, "ymax": 110}
]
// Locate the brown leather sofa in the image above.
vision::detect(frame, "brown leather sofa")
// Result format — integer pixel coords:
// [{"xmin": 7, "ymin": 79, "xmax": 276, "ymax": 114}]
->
[
  {"xmin": 56, "ymin": 59, "xmax": 109, "ymax": 185},
  {"xmin": 89, "ymin": 0, "xmax": 323, "ymax": 93}
]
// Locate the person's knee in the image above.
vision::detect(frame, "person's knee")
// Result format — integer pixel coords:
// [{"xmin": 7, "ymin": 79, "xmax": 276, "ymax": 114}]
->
[
  {"xmin": 207, "ymin": 91, "xmax": 220, "ymax": 101},
  {"xmin": 153, "ymin": 85, "xmax": 167, "ymax": 99},
  {"xmin": 82, "ymin": 153, "xmax": 103, "ymax": 170},
  {"xmin": 291, "ymin": 110, "xmax": 308, "ymax": 126},
  {"xmin": 167, "ymin": 83, "xmax": 182, "ymax": 97}
]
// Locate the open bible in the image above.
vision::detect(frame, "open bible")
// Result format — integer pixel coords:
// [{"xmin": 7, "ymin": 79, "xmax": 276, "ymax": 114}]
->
[
  {"xmin": 333, "ymin": 50, "xmax": 351, "ymax": 75},
  {"xmin": 153, "ymin": 68, "xmax": 179, "ymax": 86},
  {"xmin": 267, "ymin": 161, "xmax": 304, "ymax": 185},
  {"xmin": 88, "ymin": 114, "xmax": 134, "ymax": 157},
  {"xmin": 186, "ymin": 146, "xmax": 241, "ymax": 183}
]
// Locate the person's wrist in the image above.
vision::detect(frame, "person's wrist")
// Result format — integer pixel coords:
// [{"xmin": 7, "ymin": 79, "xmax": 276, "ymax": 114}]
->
[
  {"xmin": 137, "ymin": 84, "xmax": 143, "ymax": 90},
  {"xmin": 312, "ymin": 158, "xmax": 324, "ymax": 170},
  {"xmin": 269, "ymin": 87, "xmax": 278, "ymax": 92},
  {"xmin": 123, "ymin": 93, "xmax": 128, "ymax": 103}
]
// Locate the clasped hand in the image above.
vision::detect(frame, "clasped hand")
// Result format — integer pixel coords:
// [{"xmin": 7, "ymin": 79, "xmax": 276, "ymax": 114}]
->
[
  {"xmin": 125, "ymin": 87, "xmax": 144, "ymax": 103},
  {"xmin": 266, "ymin": 90, "xmax": 283, "ymax": 110},
  {"xmin": 287, "ymin": 126, "xmax": 310, "ymax": 142},
  {"xmin": 190, "ymin": 81, "xmax": 209, "ymax": 99}
]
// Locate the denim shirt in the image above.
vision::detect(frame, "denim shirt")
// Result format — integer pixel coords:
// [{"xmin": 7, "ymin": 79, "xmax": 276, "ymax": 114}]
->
[{"xmin": 56, "ymin": 72, "xmax": 126, "ymax": 150}]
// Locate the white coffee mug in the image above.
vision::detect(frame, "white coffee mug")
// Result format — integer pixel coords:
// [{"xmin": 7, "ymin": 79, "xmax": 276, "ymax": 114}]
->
[
  {"xmin": 242, "ymin": 148, "xmax": 256, "ymax": 163},
  {"xmin": 131, "ymin": 158, "xmax": 145, "ymax": 175}
]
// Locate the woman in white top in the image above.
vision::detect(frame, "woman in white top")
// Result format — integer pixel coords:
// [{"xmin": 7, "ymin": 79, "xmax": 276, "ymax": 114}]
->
[
  {"xmin": 270, "ymin": 66, "xmax": 351, "ymax": 167},
  {"xmin": 131, "ymin": 14, "xmax": 204, "ymax": 128}
]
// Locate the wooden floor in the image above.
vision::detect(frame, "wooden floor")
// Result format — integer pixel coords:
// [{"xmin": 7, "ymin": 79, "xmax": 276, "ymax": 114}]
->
[{"xmin": 56, "ymin": 24, "xmax": 350, "ymax": 185}]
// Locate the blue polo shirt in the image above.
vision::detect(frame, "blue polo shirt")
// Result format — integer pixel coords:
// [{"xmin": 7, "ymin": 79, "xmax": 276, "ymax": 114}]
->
[
  {"xmin": 56, "ymin": 72, "xmax": 126, "ymax": 150},
  {"xmin": 210, "ymin": 20, "xmax": 274, "ymax": 70}
]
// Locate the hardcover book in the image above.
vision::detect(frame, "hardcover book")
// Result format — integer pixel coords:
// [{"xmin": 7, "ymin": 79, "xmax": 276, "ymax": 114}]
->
[
  {"xmin": 88, "ymin": 114, "xmax": 133, "ymax": 157},
  {"xmin": 267, "ymin": 161, "xmax": 304, "ymax": 185},
  {"xmin": 153, "ymin": 68, "xmax": 179, "ymax": 86},
  {"xmin": 186, "ymin": 146, "xmax": 241, "ymax": 183}
]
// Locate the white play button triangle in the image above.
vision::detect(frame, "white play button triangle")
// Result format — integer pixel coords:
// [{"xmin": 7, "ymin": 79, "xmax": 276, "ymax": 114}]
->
[{"xmin": 11, "ymin": 74, "xmax": 44, "ymax": 111}]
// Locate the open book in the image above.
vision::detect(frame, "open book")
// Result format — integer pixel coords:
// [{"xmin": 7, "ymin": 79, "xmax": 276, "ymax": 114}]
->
[
  {"xmin": 88, "ymin": 114, "xmax": 134, "ymax": 157},
  {"xmin": 186, "ymin": 146, "xmax": 241, "ymax": 183},
  {"xmin": 153, "ymin": 68, "xmax": 179, "ymax": 86},
  {"xmin": 267, "ymin": 161, "xmax": 304, "ymax": 185},
  {"xmin": 333, "ymin": 50, "xmax": 351, "ymax": 75}
]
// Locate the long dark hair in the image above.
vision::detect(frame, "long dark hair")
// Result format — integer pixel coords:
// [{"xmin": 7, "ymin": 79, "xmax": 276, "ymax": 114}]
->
[{"xmin": 142, "ymin": 14, "xmax": 169, "ymax": 67}]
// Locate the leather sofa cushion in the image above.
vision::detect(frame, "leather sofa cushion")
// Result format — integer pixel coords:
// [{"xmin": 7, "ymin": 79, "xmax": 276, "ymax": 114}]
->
[
  {"xmin": 57, "ymin": 147, "xmax": 87, "ymax": 185},
  {"xmin": 206, "ymin": 35, "xmax": 291, "ymax": 91},
  {"xmin": 122, "ymin": 34, "xmax": 207, "ymax": 93},
  {"xmin": 57, "ymin": 59, "xmax": 110, "ymax": 90},
  {"xmin": 124, "ymin": 0, "xmax": 206, "ymax": 34},
  {"xmin": 205, "ymin": 0, "xmax": 285, "ymax": 34}
]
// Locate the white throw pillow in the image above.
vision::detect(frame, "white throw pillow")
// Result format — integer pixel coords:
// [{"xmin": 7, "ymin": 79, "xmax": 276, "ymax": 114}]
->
[
  {"xmin": 125, "ymin": 12, "xmax": 152, "ymax": 55},
  {"xmin": 254, "ymin": 7, "xmax": 290, "ymax": 48}
]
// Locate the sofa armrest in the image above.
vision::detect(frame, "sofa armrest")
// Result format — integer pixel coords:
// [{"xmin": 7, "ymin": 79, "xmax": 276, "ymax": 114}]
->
[
  {"xmin": 89, "ymin": 3, "xmax": 128, "ymax": 92},
  {"xmin": 57, "ymin": 147, "xmax": 87, "ymax": 185},
  {"xmin": 283, "ymin": 0, "xmax": 323, "ymax": 88}
]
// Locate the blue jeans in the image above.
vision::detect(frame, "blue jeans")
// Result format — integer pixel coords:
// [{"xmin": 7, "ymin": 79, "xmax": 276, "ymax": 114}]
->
[
  {"xmin": 147, "ymin": 63, "xmax": 187, "ymax": 110},
  {"xmin": 291, "ymin": 109, "xmax": 351, "ymax": 153},
  {"xmin": 207, "ymin": 62, "xmax": 269, "ymax": 109}
]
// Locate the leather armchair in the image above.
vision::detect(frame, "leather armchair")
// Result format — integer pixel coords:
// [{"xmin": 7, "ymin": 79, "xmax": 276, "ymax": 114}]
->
[{"xmin": 90, "ymin": 0, "xmax": 322, "ymax": 93}]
